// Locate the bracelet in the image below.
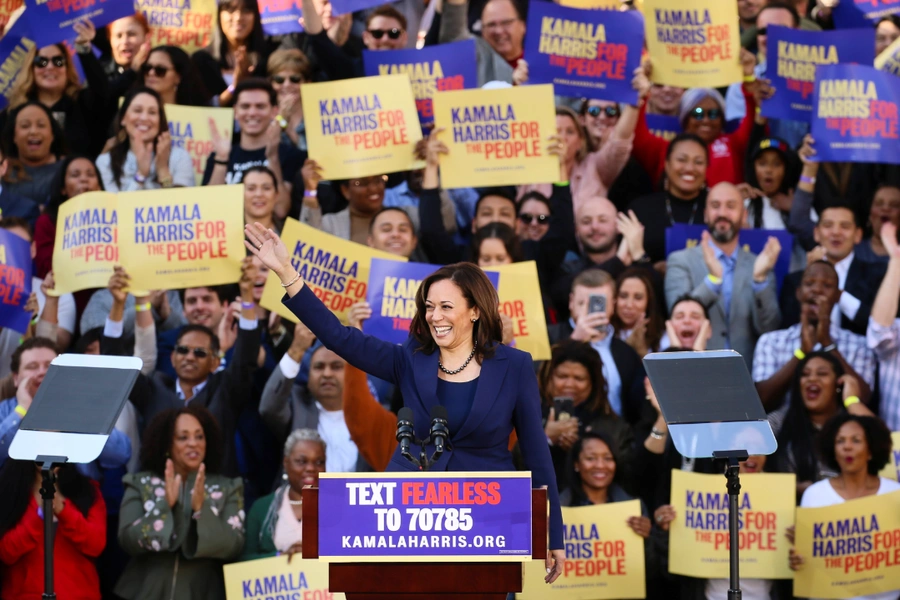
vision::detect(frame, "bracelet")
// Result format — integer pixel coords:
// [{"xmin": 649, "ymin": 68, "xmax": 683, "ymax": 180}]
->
[
  {"xmin": 280, "ymin": 272, "xmax": 301, "ymax": 288},
  {"xmin": 226, "ymin": 84, "xmax": 235, "ymax": 95},
  {"xmin": 159, "ymin": 175, "xmax": 173, "ymax": 188},
  {"xmin": 304, "ymin": 189, "xmax": 318, "ymax": 198},
  {"xmin": 822, "ymin": 343, "xmax": 837, "ymax": 353},
  {"xmin": 134, "ymin": 172, "xmax": 147, "ymax": 184},
  {"xmin": 241, "ymin": 301, "xmax": 256, "ymax": 310},
  {"xmin": 214, "ymin": 158, "xmax": 229, "ymax": 166},
  {"xmin": 30, "ymin": 314, "xmax": 40, "ymax": 325},
  {"xmin": 844, "ymin": 395, "xmax": 861, "ymax": 408},
  {"xmin": 794, "ymin": 348, "xmax": 806, "ymax": 361},
  {"xmin": 650, "ymin": 428, "xmax": 667, "ymax": 440},
  {"xmin": 707, "ymin": 273, "xmax": 722, "ymax": 285},
  {"xmin": 553, "ymin": 181, "xmax": 570, "ymax": 187},
  {"xmin": 14, "ymin": 405, "xmax": 26, "ymax": 417},
  {"xmin": 743, "ymin": 74, "xmax": 756, "ymax": 83},
  {"xmin": 135, "ymin": 302, "xmax": 152, "ymax": 312},
  {"xmin": 800, "ymin": 175, "xmax": 816, "ymax": 185}
]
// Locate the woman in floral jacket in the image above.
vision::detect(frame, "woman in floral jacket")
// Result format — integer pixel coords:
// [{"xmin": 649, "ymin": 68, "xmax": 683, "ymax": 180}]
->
[{"xmin": 115, "ymin": 406, "xmax": 244, "ymax": 600}]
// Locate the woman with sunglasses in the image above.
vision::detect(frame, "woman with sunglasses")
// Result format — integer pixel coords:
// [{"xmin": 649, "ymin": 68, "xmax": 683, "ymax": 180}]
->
[
  {"xmin": 632, "ymin": 57, "xmax": 757, "ymax": 189},
  {"xmin": 267, "ymin": 49, "xmax": 312, "ymax": 151},
  {"xmin": 580, "ymin": 100, "xmax": 622, "ymax": 151},
  {"xmin": 516, "ymin": 191, "xmax": 552, "ymax": 242},
  {"xmin": 2, "ymin": 21, "xmax": 110, "ymax": 157},
  {"xmin": 96, "ymin": 87, "xmax": 194, "ymax": 192},
  {"xmin": 137, "ymin": 46, "xmax": 212, "ymax": 107},
  {"xmin": 192, "ymin": 0, "xmax": 272, "ymax": 107}
]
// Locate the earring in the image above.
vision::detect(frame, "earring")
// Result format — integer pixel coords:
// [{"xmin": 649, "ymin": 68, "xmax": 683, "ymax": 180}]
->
[
  {"xmin": 282, "ymin": 473, "xmax": 288, "ymax": 481},
  {"xmin": 472, "ymin": 318, "xmax": 477, "ymax": 322}
]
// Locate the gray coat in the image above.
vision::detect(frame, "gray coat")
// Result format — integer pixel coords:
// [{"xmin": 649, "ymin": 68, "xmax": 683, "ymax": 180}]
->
[{"xmin": 664, "ymin": 243, "xmax": 781, "ymax": 368}]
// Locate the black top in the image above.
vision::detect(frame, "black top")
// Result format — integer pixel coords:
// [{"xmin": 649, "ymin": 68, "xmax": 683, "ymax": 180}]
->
[
  {"xmin": 628, "ymin": 190, "xmax": 708, "ymax": 264},
  {"xmin": 435, "ymin": 378, "xmax": 478, "ymax": 436},
  {"xmin": 201, "ymin": 142, "xmax": 306, "ymax": 186}
]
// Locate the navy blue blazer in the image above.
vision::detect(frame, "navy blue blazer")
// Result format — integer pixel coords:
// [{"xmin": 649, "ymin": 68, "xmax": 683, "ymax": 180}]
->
[{"xmin": 284, "ymin": 285, "xmax": 564, "ymax": 549}]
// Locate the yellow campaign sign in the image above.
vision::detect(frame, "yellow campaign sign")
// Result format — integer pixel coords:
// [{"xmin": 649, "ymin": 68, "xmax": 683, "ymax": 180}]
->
[
  {"xmin": 668, "ymin": 470, "xmax": 795, "ymax": 579},
  {"xmin": 52, "ymin": 191, "xmax": 119, "ymax": 294},
  {"xmin": 485, "ymin": 261, "xmax": 550, "ymax": 361},
  {"xmin": 223, "ymin": 555, "xmax": 345, "ymax": 600},
  {"xmin": 876, "ymin": 36, "xmax": 900, "ymax": 77},
  {"xmin": 118, "ymin": 185, "xmax": 244, "ymax": 290},
  {"xmin": 794, "ymin": 489, "xmax": 900, "ymax": 598},
  {"xmin": 519, "ymin": 500, "xmax": 646, "ymax": 600},
  {"xmin": 879, "ymin": 432, "xmax": 900, "ymax": 481},
  {"xmin": 432, "ymin": 84, "xmax": 558, "ymax": 188},
  {"xmin": 301, "ymin": 74, "xmax": 422, "ymax": 179},
  {"xmin": 259, "ymin": 218, "xmax": 406, "ymax": 324},
  {"xmin": 643, "ymin": 0, "xmax": 742, "ymax": 88},
  {"xmin": 166, "ymin": 104, "xmax": 234, "ymax": 186},
  {"xmin": 138, "ymin": 0, "xmax": 216, "ymax": 55}
]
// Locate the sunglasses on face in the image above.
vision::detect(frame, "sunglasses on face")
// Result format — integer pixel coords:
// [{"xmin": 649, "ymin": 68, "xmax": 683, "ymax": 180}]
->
[
  {"xmin": 587, "ymin": 105, "xmax": 620, "ymax": 118},
  {"xmin": 34, "ymin": 56, "xmax": 65, "ymax": 69},
  {"xmin": 690, "ymin": 107, "xmax": 722, "ymax": 121},
  {"xmin": 757, "ymin": 26, "xmax": 768, "ymax": 36},
  {"xmin": 368, "ymin": 28, "xmax": 402, "ymax": 39},
  {"xmin": 273, "ymin": 74, "xmax": 303, "ymax": 84},
  {"xmin": 141, "ymin": 64, "xmax": 169, "ymax": 77},
  {"xmin": 519, "ymin": 213, "xmax": 550, "ymax": 225},
  {"xmin": 174, "ymin": 345, "xmax": 211, "ymax": 358}
]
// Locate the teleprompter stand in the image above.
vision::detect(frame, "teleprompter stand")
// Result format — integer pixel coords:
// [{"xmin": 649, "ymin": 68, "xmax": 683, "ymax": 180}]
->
[
  {"xmin": 9, "ymin": 354, "xmax": 140, "ymax": 599},
  {"xmin": 644, "ymin": 350, "xmax": 778, "ymax": 600}
]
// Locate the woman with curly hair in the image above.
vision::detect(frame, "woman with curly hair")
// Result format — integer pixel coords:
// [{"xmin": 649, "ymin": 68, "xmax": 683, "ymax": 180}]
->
[{"xmin": 116, "ymin": 406, "xmax": 244, "ymax": 600}]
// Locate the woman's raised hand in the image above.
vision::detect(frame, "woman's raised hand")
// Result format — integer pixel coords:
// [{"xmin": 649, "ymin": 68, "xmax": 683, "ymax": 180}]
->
[{"xmin": 244, "ymin": 223, "xmax": 292, "ymax": 279}]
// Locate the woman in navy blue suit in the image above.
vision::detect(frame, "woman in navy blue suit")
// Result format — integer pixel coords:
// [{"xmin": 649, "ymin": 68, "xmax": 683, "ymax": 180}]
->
[{"xmin": 245, "ymin": 222, "xmax": 566, "ymax": 583}]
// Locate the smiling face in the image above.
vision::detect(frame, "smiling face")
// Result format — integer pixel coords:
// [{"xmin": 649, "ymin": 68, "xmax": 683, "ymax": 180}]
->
[
  {"xmin": 143, "ymin": 50, "xmax": 180, "ymax": 98},
  {"xmin": 363, "ymin": 14, "xmax": 408, "ymax": 50},
  {"xmin": 551, "ymin": 360, "xmax": 592, "ymax": 405},
  {"xmin": 284, "ymin": 440, "xmax": 326, "ymax": 492},
  {"xmin": 122, "ymin": 92, "xmax": 161, "ymax": 144},
  {"xmin": 481, "ymin": 0, "xmax": 525, "ymax": 61},
  {"xmin": 684, "ymin": 96, "xmax": 724, "ymax": 144},
  {"xmin": 170, "ymin": 413, "xmax": 206, "ymax": 475},
  {"xmin": 234, "ymin": 89, "xmax": 274, "ymax": 137},
  {"xmin": 171, "ymin": 330, "xmax": 219, "ymax": 384},
  {"xmin": 575, "ymin": 197, "xmax": 618, "ymax": 255},
  {"xmin": 705, "ymin": 184, "xmax": 744, "ymax": 244},
  {"xmin": 271, "ymin": 68, "xmax": 304, "ymax": 99},
  {"xmin": 814, "ymin": 207, "xmax": 862, "ymax": 263},
  {"xmin": 110, "ymin": 17, "xmax": 148, "ymax": 68},
  {"xmin": 63, "ymin": 158, "xmax": 101, "ymax": 198},
  {"xmin": 220, "ymin": 3, "xmax": 256, "ymax": 45},
  {"xmin": 616, "ymin": 277, "xmax": 648, "ymax": 329},
  {"xmin": 648, "ymin": 84, "xmax": 684, "ymax": 116},
  {"xmin": 516, "ymin": 197, "xmax": 551, "ymax": 242},
  {"xmin": 754, "ymin": 150, "xmax": 786, "ymax": 197},
  {"xmin": 576, "ymin": 437, "xmax": 616, "ymax": 492},
  {"xmin": 835, "ymin": 420, "xmax": 871, "ymax": 476},
  {"xmin": 581, "ymin": 100, "xmax": 619, "ymax": 145},
  {"xmin": 477, "ymin": 237, "xmax": 512, "ymax": 267},
  {"xmin": 425, "ymin": 279, "xmax": 479, "ymax": 351},
  {"xmin": 737, "ymin": 0, "xmax": 763, "ymax": 24},
  {"xmin": 869, "ymin": 186, "xmax": 900, "ymax": 241},
  {"xmin": 14, "ymin": 105, "xmax": 54, "ymax": 165},
  {"xmin": 342, "ymin": 176, "xmax": 386, "ymax": 216},
  {"xmin": 670, "ymin": 298, "xmax": 706, "ymax": 348},
  {"xmin": 473, "ymin": 195, "xmax": 516, "ymax": 232},
  {"xmin": 367, "ymin": 209, "xmax": 416, "ymax": 257},
  {"xmin": 243, "ymin": 170, "xmax": 277, "ymax": 221},
  {"xmin": 799, "ymin": 356, "xmax": 839, "ymax": 415},
  {"xmin": 665, "ymin": 139, "xmax": 707, "ymax": 199},
  {"xmin": 308, "ymin": 347, "xmax": 345, "ymax": 402},
  {"xmin": 33, "ymin": 46, "xmax": 68, "ymax": 95},
  {"xmin": 556, "ymin": 114, "xmax": 583, "ymax": 164},
  {"xmin": 182, "ymin": 288, "xmax": 226, "ymax": 328},
  {"xmin": 877, "ymin": 19, "xmax": 900, "ymax": 56},
  {"xmin": 796, "ymin": 262, "xmax": 841, "ymax": 325}
]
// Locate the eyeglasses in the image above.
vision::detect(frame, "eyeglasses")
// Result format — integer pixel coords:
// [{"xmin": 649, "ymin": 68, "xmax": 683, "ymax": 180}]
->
[
  {"xmin": 519, "ymin": 213, "xmax": 550, "ymax": 225},
  {"xmin": 141, "ymin": 64, "xmax": 169, "ymax": 77},
  {"xmin": 368, "ymin": 28, "xmax": 402, "ymax": 39},
  {"xmin": 34, "ymin": 56, "xmax": 65, "ymax": 69},
  {"xmin": 690, "ymin": 107, "xmax": 723, "ymax": 121},
  {"xmin": 350, "ymin": 176, "xmax": 387, "ymax": 188},
  {"xmin": 757, "ymin": 26, "xmax": 768, "ymax": 36},
  {"xmin": 174, "ymin": 345, "xmax": 211, "ymax": 358},
  {"xmin": 273, "ymin": 74, "xmax": 303, "ymax": 84},
  {"xmin": 586, "ymin": 105, "xmax": 620, "ymax": 118}
]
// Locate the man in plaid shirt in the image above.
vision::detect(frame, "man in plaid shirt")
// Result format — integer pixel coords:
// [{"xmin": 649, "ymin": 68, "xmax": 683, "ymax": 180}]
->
[{"xmin": 869, "ymin": 224, "xmax": 900, "ymax": 431}]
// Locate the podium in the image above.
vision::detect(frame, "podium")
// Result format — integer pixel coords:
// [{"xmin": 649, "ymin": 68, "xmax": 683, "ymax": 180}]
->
[{"xmin": 301, "ymin": 473, "xmax": 547, "ymax": 600}]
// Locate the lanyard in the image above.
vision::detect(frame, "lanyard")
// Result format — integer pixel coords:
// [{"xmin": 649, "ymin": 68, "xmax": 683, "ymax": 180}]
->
[{"xmin": 666, "ymin": 196, "xmax": 700, "ymax": 226}]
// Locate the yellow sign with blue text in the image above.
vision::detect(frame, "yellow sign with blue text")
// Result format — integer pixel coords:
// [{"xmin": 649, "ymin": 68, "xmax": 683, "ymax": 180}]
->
[
  {"xmin": 223, "ymin": 555, "xmax": 345, "ymax": 600},
  {"xmin": 484, "ymin": 261, "xmax": 551, "ymax": 361}
]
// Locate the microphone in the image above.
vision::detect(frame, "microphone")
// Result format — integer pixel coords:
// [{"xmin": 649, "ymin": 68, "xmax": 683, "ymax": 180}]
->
[
  {"xmin": 396, "ymin": 408, "xmax": 418, "ymax": 467},
  {"xmin": 429, "ymin": 405, "xmax": 450, "ymax": 459}
]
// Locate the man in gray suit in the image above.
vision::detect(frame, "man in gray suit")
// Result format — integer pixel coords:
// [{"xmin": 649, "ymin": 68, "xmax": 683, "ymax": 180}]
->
[{"xmin": 664, "ymin": 182, "xmax": 782, "ymax": 367}]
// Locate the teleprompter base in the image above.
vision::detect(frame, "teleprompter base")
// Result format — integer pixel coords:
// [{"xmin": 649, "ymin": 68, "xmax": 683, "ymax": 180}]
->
[{"xmin": 330, "ymin": 562, "xmax": 522, "ymax": 600}]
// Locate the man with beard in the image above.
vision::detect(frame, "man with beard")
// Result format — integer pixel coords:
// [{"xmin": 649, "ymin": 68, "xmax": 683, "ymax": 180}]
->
[{"xmin": 665, "ymin": 182, "xmax": 782, "ymax": 367}]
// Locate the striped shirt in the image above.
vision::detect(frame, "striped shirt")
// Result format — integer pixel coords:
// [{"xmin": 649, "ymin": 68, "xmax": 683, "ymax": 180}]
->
[{"xmin": 868, "ymin": 318, "xmax": 900, "ymax": 430}]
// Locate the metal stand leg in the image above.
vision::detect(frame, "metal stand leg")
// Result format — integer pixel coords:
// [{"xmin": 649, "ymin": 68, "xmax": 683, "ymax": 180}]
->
[{"xmin": 40, "ymin": 461, "xmax": 57, "ymax": 600}]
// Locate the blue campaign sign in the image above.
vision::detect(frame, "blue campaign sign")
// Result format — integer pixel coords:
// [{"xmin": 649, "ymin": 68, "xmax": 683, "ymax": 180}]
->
[
  {"xmin": 524, "ymin": 2, "xmax": 643, "ymax": 104},
  {"xmin": 259, "ymin": 0, "xmax": 303, "ymax": 36},
  {"xmin": 0, "ymin": 228, "xmax": 33, "ymax": 333},
  {"xmin": 363, "ymin": 40, "xmax": 478, "ymax": 129},
  {"xmin": 364, "ymin": 258, "xmax": 500, "ymax": 345},
  {"xmin": 329, "ymin": 0, "xmax": 382, "ymax": 16},
  {"xmin": 763, "ymin": 26, "xmax": 874, "ymax": 123},
  {"xmin": 644, "ymin": 112, "xmax": 681, "ymax": 141},
  {"xmin": 833, "ymin": 0, "xmax": 900, "ymax": 28},
  {"xmin": 811, "ymin": 64, "xmax": 900, "ymax": 164},
  {"xmin": 0, "ymin": 19, "xmax": 34, "ymax": 111},
  {"xmin": 23, "ymin": 0, "xmax": 134, "ymax": 48},
  {"xmin": 665, "ymin": 224, "xmax": 794, "ymax": 293}
]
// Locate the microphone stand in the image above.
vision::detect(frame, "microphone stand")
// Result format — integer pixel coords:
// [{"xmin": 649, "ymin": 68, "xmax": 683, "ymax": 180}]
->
[
  {"xmin": 712, "ymin": 449, "xmax": 749, "ymax": 600},
  {"xmin": 37, "ymin": 455, "xmax": 67, "ymax": 600}
]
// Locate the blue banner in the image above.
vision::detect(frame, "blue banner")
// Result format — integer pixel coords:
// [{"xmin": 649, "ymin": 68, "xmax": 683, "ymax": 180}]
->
[
  {"xmin": 23, "ymin": 0, "xmax": 135, "ymax": 48},
  {"xmin": 523, "ymin": 3, "xmax": 643, "ymax": 104},
  {"xmin": 645, "ymin": 112, "xmax": 681, "ymax": 141},
  {"xmin": 665, "ymin": 224, "xmax": 794, "ymax": 292},
  {"xmin": 833, "ymin": 0, "xmax": 900, "ymax": 28},
  {"xmin": 763, "ymin": 26, "xmax": 874, "ymax": 123},
  {"xmin": 0, "ymin": 228, "xmax": 33, "ymax": 333},
  {"xmin": 258, "ymin": 0, "xmax": 303, "ymax": 36},
  {"xmin": 0, "ymin": 19, "xmax": 34, "ymax": 111},
  {"xmin": 329, "ymin": 0, "xmax": 382, "ymax": 16},
  {"xmin": 363, "ymin": 40, "xmax": 478, "ymax": 129},
  {"xmin": 811, "ymin": 64, "xmax": 900, "ymax": 164},
  {"xmin": 364, "ymin": 258, "xmax": 500, "ymax": 344}
]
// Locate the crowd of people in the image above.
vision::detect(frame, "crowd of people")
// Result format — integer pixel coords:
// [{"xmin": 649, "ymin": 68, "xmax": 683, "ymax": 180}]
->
[{"xmin": 1, "ymin": 0, "xmax": 900, "ymax": 597}]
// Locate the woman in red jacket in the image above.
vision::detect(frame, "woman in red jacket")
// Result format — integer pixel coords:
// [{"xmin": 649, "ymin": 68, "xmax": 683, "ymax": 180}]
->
[{"xmin": 0, "ymin": 460, "xmax": 106, "ymax": 600}]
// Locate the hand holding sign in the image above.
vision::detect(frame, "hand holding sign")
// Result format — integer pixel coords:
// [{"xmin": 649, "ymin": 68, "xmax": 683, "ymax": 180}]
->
[{"xmin": 73, "ymin": 18, "xmax": 96, "ymax": 46}]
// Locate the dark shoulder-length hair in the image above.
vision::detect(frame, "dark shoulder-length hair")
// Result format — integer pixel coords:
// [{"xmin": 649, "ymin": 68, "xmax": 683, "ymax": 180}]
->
[
  {"xmin": 538, "ymin": 340, "xmax": 610, "ymax": 416},
  {"xmin": 139, "ymin": 406, "xmax": 223, "ymax": 477},
  {"xmin": 410, "ymin": 263, "xmax": 503, "ymax": 363},
  {"xmin": 46, "ymin": 154, "xmax": 105, "ymax": 223},
  {"xmin": 566, "ymin": 430, "xmax": 621, "ymax": 505},
  {"xmin": 109, "ymin": 87, "xmax": 169, "ymax": 188},
  {"xmin": 1, "ymin": 102, "xmax": 67, "ymax": 184},
  {"xmin": 139, "ymin": 46, "xmax": 211, "ymax": 107},
  {"xmin": 611, "ymin": 268, "xmax": 663, "ymax": 353},
  {"xmin": 471, "ymin": 222, "xmax": 523, "ymax": 264},
  {"xmin": 207, "ymin": 0, "xmax": 267, "ymax": 68},
  {"xmin": 819, "ymin": 414, "xmax": 893, "ymax": 476},
  {"xmin": 773, "ymin": 352, "xmax": 845, "ymax": 482},
  {"xmin": 0, "ymin": 460, "xmax": 98, "ymax": 537}
]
